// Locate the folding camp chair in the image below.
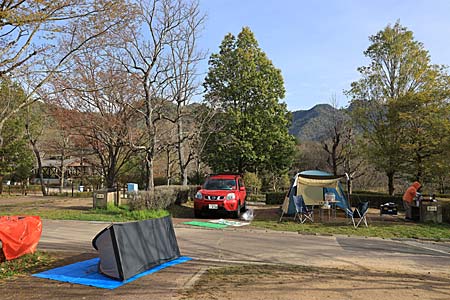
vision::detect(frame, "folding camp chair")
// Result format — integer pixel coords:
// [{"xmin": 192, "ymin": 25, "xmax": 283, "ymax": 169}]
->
[
  {"xmin": 351, "ymin": 201, "xmax": 369, "ymax": 228},
  {"xmin": 293, "ymin": 195, "xmax": 314, "ymax": 223}
]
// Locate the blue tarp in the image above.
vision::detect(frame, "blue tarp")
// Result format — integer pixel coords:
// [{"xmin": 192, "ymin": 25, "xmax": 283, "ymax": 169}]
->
[{"xmin": 33, "ymin": 256, "xmax": 193, "ymax": 289}]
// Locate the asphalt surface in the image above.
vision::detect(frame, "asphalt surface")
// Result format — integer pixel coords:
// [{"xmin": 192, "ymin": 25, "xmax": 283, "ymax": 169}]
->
[
  {"xmin": 2, "ymin": 218, "xmax": 450, "ymax": 299},
  {"xmin": 39, "ymin": 219, "xmax": 450, "ymax": 275}
]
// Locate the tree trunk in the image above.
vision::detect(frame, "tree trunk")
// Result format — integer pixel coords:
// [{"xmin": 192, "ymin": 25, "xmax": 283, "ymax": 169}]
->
[
  {"xmin": 106, "ymin": 173, "xmax": 116, "ymax": 189},
  {"xmin": 194, "ymin": 159, "xmax": 202, "ymax": 185},
  {"xmin": 30, "ymin": 142, "xmax": 47, "ymax": 196},
  {"xmin": 387, "ymin": 171, "xmax": 395, "ymax": 196},
  {"xmin": 80, "ymin": 151, "xmax": 85, "ymax": 186},
  {"xmin": 59, "ymin": 151, "xmax": 65, "ymax": 193},
  {"xmin": 166, "ymin": 148, "xmax": 171, "ymax": 186},
  {"xmin": 106, "ymin": 155, "xmax": 116, "ymax": 189},
  {"xmin": 177, "ymin": 117, "xmax": 188, "ymax": 186},
  {"xmin": 332, "ymin": 143, "xmax": 338, "ymax": 175},
  {"xmin": 346, "ymin": 178, "xmax": 353, "ymax": 207},
  {"xmin": 146, "ymin": 151, "xmax": 154, "ymax": 190}
]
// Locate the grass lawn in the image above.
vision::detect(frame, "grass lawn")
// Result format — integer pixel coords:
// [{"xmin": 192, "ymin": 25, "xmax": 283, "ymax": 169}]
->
[
  {"xmin": 251, "ymin": 220, "xmax": 450, "ymax": 240},
  {"xmin": 0, "ymin": 251, "xmax": 56, "ymax": 279},
  {"xmin": 0, "ymin": 204, "xmax": 169, "ymax": 222},
  {"xmin": 1, "ymin": 196, "xmax": 449, "ymax": 239}
]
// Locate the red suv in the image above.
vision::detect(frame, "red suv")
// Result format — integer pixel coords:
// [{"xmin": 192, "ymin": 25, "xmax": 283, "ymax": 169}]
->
[{"xmin": 194, "ymin": 173, "xmax": 246, "ymax": 218}]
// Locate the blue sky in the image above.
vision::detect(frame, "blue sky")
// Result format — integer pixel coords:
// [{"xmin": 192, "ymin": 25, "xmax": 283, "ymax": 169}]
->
[{"xmin": 197, "ymin": 0, "xmax": 450, "ymax": 111}]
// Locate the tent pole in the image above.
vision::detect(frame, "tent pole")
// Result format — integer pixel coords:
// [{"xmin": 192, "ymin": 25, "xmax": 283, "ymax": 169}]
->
[{"xmin": 345, "ymin": 173, "xmax": 351, "ymax": 207}]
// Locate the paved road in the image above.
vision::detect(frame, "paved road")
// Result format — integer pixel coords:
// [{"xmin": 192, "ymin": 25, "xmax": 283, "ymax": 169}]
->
[{"xmin": 40, "ymin": 219, "xmax": 450, "ymax": 276}]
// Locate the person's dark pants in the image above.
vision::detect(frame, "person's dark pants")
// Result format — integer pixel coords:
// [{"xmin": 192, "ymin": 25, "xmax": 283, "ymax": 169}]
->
[{"xmin": 403, "ymin": 200, "xmax": 412, "ymax": 219}]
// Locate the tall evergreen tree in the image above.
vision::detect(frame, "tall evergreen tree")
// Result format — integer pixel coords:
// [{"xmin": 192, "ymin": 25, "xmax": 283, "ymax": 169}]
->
[{"xmin": 203, "ymin": 27, "xmax": 295, "ymax": 175}]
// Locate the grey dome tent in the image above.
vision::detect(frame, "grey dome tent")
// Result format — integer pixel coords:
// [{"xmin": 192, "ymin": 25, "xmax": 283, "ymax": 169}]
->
[
  {"xmin": 280, "ymin": 170, "xmax": 352, "ymax": 220},
  {"xmin": 92, "ymin": 216, "xmax": 180, "ymax": 281}
]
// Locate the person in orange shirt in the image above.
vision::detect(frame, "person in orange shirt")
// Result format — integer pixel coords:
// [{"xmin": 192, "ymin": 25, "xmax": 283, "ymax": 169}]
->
[{"xmin": 402, "ymin": 181, "xmax": 421, "ymax": 220}]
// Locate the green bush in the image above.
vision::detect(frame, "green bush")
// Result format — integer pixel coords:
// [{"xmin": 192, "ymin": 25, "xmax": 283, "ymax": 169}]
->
[
  {"xmin": 128, "ymin": 185, "xmax": 198, "ymax": 210},
  {"xmin": 265, "ymin": 192, "xmax": 286, "ymax": 205},
  {"xmin": 128, "ymin": 192, "xmax": 147, "ymax": 210}
]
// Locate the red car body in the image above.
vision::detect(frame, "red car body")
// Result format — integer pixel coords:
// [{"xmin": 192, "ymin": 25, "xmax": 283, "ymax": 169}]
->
[{"xmin": 194, "ymin": 174, "xmax": 246, "ymax": 218}]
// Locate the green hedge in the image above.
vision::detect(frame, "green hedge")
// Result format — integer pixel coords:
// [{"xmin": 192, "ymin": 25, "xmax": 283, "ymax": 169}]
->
[
  {"xmin": 2, "ymin": 184, "xmax": 42, "ymax": 193},
  {"xmin": 247, "ymin": 194, "xmax": 266, "ymax": 202},
  {"xmin": 264, "ymin": 192, "xmax": 404, "ymax": 207},
  {"xmin": 265, "ymin": 192, "xmax": 286, "ymax": 205},
  {"xmin": 349, "ymin": 193, "xmax": 403, "ymax": 210},
  {"xmin": 442, "ymin": 202, "xmax": 450, "ymax": 223},
  {"xmin": 435, "ymin": 193, "xmax": 450, "ymax": 199},
  {"xmin": 128, "ymin": 185, "xmax": 198, "ymax": 210},
  {"xmin": 48, "ymin": 191, "xmax": 93, "ymax": 198}
]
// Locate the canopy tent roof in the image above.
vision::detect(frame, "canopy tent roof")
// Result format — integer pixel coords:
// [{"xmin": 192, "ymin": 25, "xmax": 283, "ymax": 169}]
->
[{"xmin": 298, "ymin": 170, "xmax": 346, "ymax": 180}]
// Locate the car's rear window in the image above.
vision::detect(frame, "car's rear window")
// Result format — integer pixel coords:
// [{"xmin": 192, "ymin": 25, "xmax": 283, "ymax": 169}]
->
[{"xmin": 204, "ymin": 179, "xmax": 237, "ymax": 190}]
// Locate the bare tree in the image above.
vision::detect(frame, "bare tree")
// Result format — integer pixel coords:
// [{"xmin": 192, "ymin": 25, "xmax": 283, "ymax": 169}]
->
[
  {"xmin": 321, "ymin": 95, "xmax": 347, "ymax": 175},
  {"xmin": 320, "ymin": 95, "xmax": 364, "ymax": 202},
  {"xmin": 191, "ymin": 104, "xmax": 221, "ymax": 182},
  {"xmin": 292, "ymin": 141, "xmax": 329, "ymax": 173},
  {"xmin": 0, "ymin": 0, "xmax": 127, "ymax": 146},
  {"xmin": 114, "ymin": 0, "xmax": 204, "ymax": 189},
  {"xmin": 165, "ymin": 1, "xmax": 205, "ymax": 185}
]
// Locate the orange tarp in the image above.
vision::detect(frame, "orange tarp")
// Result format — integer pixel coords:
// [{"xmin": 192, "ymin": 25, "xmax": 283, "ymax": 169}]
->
[{"xmin": 0, "ymin": 216, "xmax": 42, "ymax": 260}]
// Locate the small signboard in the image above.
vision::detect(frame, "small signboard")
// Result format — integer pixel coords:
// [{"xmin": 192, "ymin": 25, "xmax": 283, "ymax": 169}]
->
[
  {"xmin": 96, "ymin": 194, "xmax": 105, "ymax": 199},
  {"xmin": 427, "ymin": 206, "xmax": 437, "ymax": 212}
]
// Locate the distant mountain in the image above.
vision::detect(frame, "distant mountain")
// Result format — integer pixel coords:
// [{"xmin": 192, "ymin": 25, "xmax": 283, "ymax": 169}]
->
[{"xmin": 289, "ymin": 104, "xmax": 348, "ymax": 142}]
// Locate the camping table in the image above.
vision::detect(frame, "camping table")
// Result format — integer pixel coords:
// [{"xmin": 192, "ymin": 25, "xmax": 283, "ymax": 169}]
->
[
  {"xmin": 329, "ymin": 200, "xmax": 337, "ymax": 220},
  {"xmin": 319, "ymin": 201, "xmax": 337, "ymax": 222}
]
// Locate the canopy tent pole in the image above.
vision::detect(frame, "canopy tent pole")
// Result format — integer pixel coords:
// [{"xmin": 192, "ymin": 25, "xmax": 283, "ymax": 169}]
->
[{"xmin": 345, "ymin": 173, "xmax": 351, "ymax": 208}]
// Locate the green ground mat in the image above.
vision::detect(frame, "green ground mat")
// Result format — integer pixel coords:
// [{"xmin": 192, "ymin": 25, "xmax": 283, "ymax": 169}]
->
[{"xmin": 183, "ymin": 221, "xmax": 228, "ymax": 229}]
